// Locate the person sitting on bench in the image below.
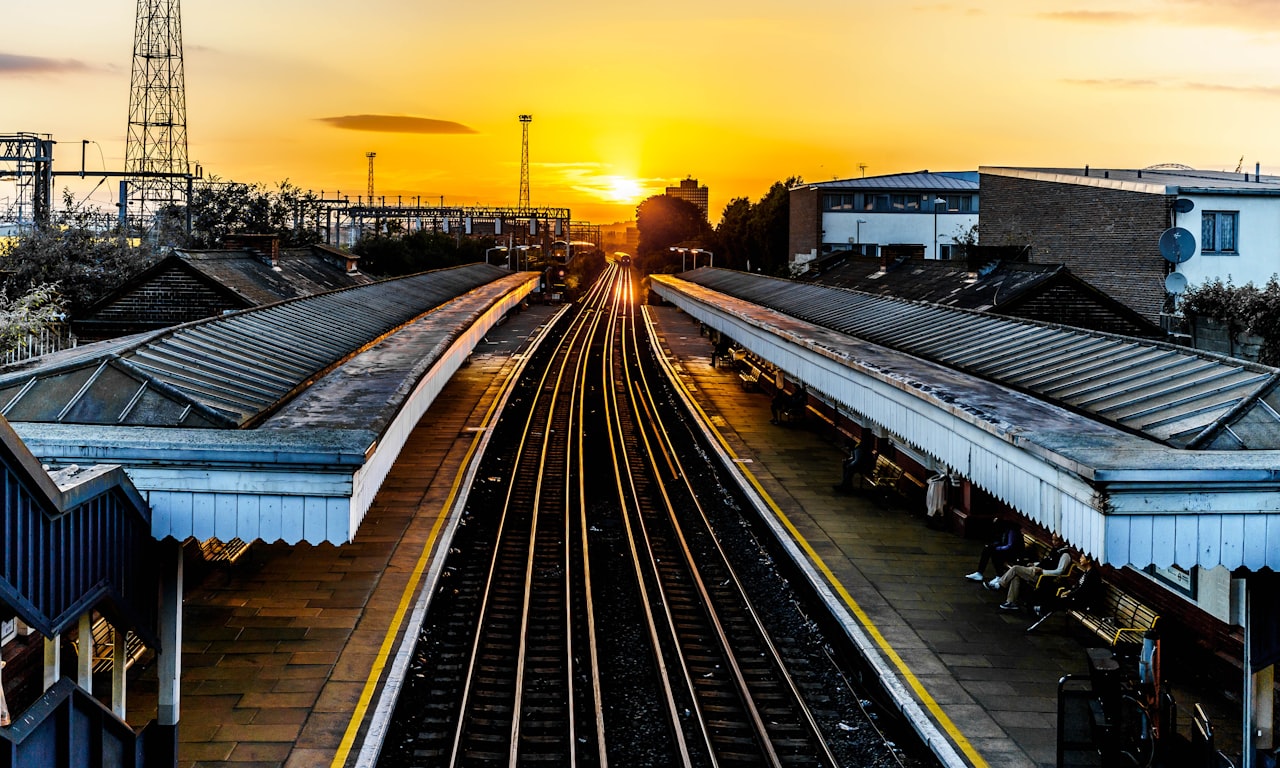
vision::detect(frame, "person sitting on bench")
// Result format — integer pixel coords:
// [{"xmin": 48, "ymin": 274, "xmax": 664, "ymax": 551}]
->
[
  {"xmin": 964, "ymin": 520, "xmax": 1024, "ymax": 582},
  {"xmin": 833, "ymin": 438, "xmax": 875, "ymax": 492},
  {"xmin": 770, "ymin": 384, "xmax": 807, "ymax": 424},
  {"xmin": 985, "ymin": 534, "xmax": 1072, "ymax": 612},
  {"xmin": 1026, "ymin": 554, "xmax": 1101, "ymax": 631}
]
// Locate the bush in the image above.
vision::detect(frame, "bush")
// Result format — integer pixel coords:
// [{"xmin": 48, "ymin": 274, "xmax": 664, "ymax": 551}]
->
[{"xmin": 1181, "ymin": 276, "xmax": 1280, "ymax": 365}]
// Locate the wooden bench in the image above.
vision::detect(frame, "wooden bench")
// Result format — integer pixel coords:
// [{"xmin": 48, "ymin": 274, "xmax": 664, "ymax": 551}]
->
[
  {"xmin": 199, "ymin": 536, "xmax": 251, "ymax": 564},
  {"xmin": 1069, "ymin": 581, "xmax": 1159, "ymax": 649},
  {"xmin": 738, "ymin": 364, "xmax": 761, "ymax": 391},
  {"xmin": 72, "ymin": 616, "xmax": 148, "ymax": 674},
  {"xmin": 866, "ymin": 455, "xmax": 903, "ymax": 491}
]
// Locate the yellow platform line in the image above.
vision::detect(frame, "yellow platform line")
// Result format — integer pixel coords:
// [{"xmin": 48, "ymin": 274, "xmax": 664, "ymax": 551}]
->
[
  {"xmin": 656, "ymin": 344, "xmax": 987, "ymax": 767},
  {"xmin": 329, "ymin": 393, "xmax": 504, "ymax": 768}
]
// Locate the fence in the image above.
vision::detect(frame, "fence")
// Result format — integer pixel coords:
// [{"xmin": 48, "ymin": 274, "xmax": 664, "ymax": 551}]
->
[{"xmin": 2, "ymin": 326, "xmax": 76, "ymax": 366}]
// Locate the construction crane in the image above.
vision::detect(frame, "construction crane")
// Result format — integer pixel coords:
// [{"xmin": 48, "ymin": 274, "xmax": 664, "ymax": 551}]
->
[
  {"xmin": 366, "ymin": 152, "xmax": 376, "ymax": 202},
  {"xmin": 1235, "ymin": 155, "xmax": 1244, "ymax": 174}
]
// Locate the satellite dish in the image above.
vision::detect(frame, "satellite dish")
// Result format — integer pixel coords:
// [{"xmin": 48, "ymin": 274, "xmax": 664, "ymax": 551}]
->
[
  {"xmin": 1165, "ymin": 272, "xmax": 1188, "ymax": 294},
  {"xmin": 1159, "ymin": 227, "xmax": 1196, "ymax": 263},
  {"xmin": 1174, "ymin": 199, "xmax": 1195, "ymax": 213}
]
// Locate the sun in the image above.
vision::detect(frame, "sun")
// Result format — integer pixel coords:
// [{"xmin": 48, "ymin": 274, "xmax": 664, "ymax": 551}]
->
[{"xmin": 604, "ymin": 176, "xmax": 644, "ymax": 204}]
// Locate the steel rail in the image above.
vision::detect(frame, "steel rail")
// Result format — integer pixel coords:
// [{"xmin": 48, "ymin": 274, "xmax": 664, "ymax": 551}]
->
[
  {"xmin": 446, "ymin": 282, "xmax": 600, "ymax": 767},
  {"xmin": 617, "ymin": 278, "xmax": 841, "ymax": 767}
]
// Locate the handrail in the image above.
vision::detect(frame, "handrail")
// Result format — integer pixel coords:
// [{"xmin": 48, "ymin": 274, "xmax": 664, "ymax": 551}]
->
[
  {"xmin": 0, "ymin": 417, "xmax": 158, "ymax": 648},
  {"xmin": 0, "ymin": 677, "xmax": 172, "ymax": 767}
]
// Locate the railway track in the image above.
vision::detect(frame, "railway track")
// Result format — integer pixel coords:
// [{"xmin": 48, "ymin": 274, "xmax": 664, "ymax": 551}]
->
[{"xmin": 377, "ymin": 264, "xmax": 924, "ymax": 768}]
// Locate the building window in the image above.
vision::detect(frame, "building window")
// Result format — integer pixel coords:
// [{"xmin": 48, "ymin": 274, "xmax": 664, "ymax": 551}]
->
[
  {"xmin": 822, "ymin": 194, "xmax": 857, "ymax": 212},
  {"xmin": 1202, "ymin": 211, "xmax": 1238, "ymax": 253},
  {"xmin": 937, "ymin": 244, "xmax": 955, "ymax": 260}
]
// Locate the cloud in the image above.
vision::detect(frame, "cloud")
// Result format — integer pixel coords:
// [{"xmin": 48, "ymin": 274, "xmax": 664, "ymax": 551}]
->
[
  {"xmin": 316, "ymin": 114, "xmax": 477, "ymax": 134},
  {"xmin": 1169, "ymin": 0, "xmax": 1280, "ymax": 30},
  {"xmin": 1066, "ymin": 77, "xmax": 1280, "ymax": 98},
  {"xmin": 1038, "ymin": 10, "xmax": 1144, "ymax": 24},
  {"xmin": 1065, "ymin": 77, "xmax": 1162, "ymax": 89},
  {"xmin": 0, "ymin": 51, "xmax": 93, "ymax": 76}
]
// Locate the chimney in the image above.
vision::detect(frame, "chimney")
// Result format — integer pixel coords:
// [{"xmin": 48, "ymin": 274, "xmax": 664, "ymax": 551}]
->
[{"xmin": 1084, "ymin": 165, "xmax": 1089, "ymax": 176}]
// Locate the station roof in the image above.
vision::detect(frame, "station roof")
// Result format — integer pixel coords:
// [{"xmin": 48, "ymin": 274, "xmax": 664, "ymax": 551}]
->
[
  {"xmin": 798, "ymin": 171, "xmax": 979, "ymax": 192},
  {"xmin": 0, "ymin": 264, "xmax": 506, "ymax": 429},
  {"xmin": 981, "ymin": 165, "xmax": 1280, "ymax": 195},
  {"xmin": 680, "ymin": 268, "xmax": 1280, "ymax": 450}
]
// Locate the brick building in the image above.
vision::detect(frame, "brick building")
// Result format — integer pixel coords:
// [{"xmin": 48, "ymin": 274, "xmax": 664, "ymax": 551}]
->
[{"xmin": 979, "ymin": 166, "xmax": 1280, "ymax": 325}]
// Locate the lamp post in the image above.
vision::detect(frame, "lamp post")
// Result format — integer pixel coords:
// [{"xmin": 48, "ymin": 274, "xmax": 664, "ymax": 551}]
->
[
  {"xmin": 669, "ymin": 246, "xmax": 690, "ymax": 271},
  {"xmin": 856, "ymin": 219, "xmax": 867, "ymax": 252},
  {"xmin": 932, "ymin": 197, "xmax": 946, "ymax": 259},
  {"xmin": 485, "ymin": 246, "xmax": 508, "ymax": 267},
  {"xmin": 691, "ymin": 249, "xmax": 714, "ymax": 268}
]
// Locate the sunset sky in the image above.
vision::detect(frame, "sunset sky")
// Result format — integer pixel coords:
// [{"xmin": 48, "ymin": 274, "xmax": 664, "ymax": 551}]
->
[{"xmin": 6, "ymin": 1, "xmax": 1280, "ymax": 224}]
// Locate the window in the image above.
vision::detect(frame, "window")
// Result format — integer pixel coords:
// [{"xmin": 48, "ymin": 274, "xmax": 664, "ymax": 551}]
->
[
  {"xmin": 1202, "ymin": 211, "xmax": 1238, "ymax": 253},
  {"xmin": 937, "ymin": 244, "xmax": 955, "ymax": 260},
  {"xmin": 822, "ymin": 194, "xmax": 857, "ymax": 212},
  {"xmin": 940, "ymin": 194, "xmax": 978, "ymax": 213}
]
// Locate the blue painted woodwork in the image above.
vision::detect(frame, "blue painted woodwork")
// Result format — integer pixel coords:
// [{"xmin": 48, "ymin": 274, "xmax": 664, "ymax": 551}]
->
[{"xmin": 0, "ymin": 678, "xmax": 173, "ymax": 768}]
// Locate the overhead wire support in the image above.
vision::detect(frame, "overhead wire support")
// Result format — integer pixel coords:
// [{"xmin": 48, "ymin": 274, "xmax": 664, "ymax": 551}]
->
[
  {"xmin": 518, "ymin": 114, "xmax": 531, "ymax": 211},
  {"xmin": 125, "ymin": 0, "xmax": 189, "ymax": 224}
]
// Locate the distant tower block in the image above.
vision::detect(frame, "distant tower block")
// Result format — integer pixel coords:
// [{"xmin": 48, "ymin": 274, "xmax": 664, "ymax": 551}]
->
[
  {"xmin": 125, "ymin": 0, "xmax": 189, "ymax": 221},
  {"xmin": 518, "ymin": 114, "xmax": 532, "ymax": 210},
  {"xmin": 366, "ymin": 152, "xmax": 376, "ymax": 201}
]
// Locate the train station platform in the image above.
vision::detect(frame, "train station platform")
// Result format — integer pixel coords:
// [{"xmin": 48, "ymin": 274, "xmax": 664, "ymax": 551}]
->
[
  {"xmin": 130, "ymin": 298, "xmax": 1242, "ymax": 768},
  {"xmin": 647, "ymin": 304, "xmax": 1245, "ymax": 768},
  {"xmin": 124, "ymin": 302, "xmax": 564, "ymax": 768}
]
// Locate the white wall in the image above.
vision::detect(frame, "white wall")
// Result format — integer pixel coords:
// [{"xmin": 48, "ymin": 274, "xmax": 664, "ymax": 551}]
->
[
  {"xmin": 1174, "ymin": 194, "xmax": 1280, "ymax": 289},
  {"xmin": 821, "ymin": 212, "xmax": 978, "ymax": 260}
]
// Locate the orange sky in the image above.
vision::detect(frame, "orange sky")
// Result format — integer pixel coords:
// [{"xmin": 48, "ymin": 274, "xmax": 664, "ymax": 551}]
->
[{"xmin": 6, "ymin": 1, "xmax": 1280, "ymax": 225}]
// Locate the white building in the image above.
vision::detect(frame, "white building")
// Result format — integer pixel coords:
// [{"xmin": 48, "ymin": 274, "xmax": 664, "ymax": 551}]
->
[{"xmin": 788, "ymin": 171, "xmax": 979, "ymax": 267}]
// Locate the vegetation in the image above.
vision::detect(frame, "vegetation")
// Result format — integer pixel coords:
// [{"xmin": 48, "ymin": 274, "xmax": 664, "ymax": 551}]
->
[
  {"xmin": 1180, "ymin": 276, "xmax": 1280, "ymax": 365},
  {"xmin": 634, "ymin": 195, "xmax": 710, "ymax": 273},
  {"xmin": 183, "ymin": 178, "xmax": 323, "ymax": 249},
  {"xmin": 0, "ymin": 283, "xmax": 66, "ymax": 353},
  {"xmin": 0, "ymin": 192, "xmax": 157, "ymax": 316},
  {"xmin": 352, "ymin": 229, "xmax": 497, "ymax": 276},
  {"xmin": 632, "ymin": 176, "xmax": 800, "ymax": 277}
]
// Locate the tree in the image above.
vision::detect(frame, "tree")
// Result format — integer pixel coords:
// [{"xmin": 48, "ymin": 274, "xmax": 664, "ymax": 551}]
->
[
  {"xmin": 353, "ymin": 230, "xmax": 494, "ymax": 277},
  {"xmin": 186, "ymin": 178, "xmax": 322, "ymax": 249},
  {"xmin": 711, "ymin": 176, "xmax": 801, "ymax": 275},
  {"xmin": 0, "ymin": 283, "xmax": 66, "ymax": 354},
  {"xmin": 635, "ymin": 195, "xmax": 710, "ymax": 272},
  {"xmin": 0, "ymin": 192, "xmax": 157, "ymax": 316}
]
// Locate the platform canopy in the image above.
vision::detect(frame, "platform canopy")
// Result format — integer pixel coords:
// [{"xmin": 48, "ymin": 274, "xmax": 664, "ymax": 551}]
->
[
  {"xmin": 653, "ymin": 269, "xmax": 1280, "ymax": 572},
  {"xmin": 5, "ymin": 264, "xmax": 539, "ymax": 546}
]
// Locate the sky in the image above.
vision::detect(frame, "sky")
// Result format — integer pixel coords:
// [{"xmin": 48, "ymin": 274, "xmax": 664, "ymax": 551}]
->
[{"xmin": 6, "ymin": 0, "xmax": 1280, "ymax": 225}]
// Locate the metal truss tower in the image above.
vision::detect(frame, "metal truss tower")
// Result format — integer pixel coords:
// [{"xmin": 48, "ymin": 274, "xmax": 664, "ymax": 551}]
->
[
  {"xmin": 366, "ymin": 152, "xmax": 376, "ymax": 202},
  {"xmin": 125, "ymin": 0, "xmax": 189, "ymax": 221},
  {"xmin": 518, "ymin": 114, "xmax": 532, "ymax": 210}
]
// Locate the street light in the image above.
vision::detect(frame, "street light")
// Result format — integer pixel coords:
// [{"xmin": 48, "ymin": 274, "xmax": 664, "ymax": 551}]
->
[
  {"xmin": 515, "ymin": 244, "xmax": 542, "ymax": 271},
  {"xmin": 932, "ymin": 197, "xmax": 946, "ymax": 259},
  {"xmin": 855, "ymin": 219, "xmax": 867, "ymax": 251},
  {"xmin": 669, "ymin": 246, "xmax": 690, "ymax": 271},
  {"xmin": 691, "ymin": 249, "xmax": 714, "ymax": 268},
  {"xmin": 485, "ymin": 246, "xmax": 508, "ymax": 267}
]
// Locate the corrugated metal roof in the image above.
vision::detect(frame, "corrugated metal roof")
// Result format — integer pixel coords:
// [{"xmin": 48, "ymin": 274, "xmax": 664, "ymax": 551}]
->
[
  {"xmin": 0, "ymin": 264, "xmax": 506, "ymax": 429},
  {"xmin": 680, "ymin": 268, "xmax": 1280, "ymax": 449},
  {"xmin": 800, "ymin": 171, "xmax": 979, "ymax": 192}
]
